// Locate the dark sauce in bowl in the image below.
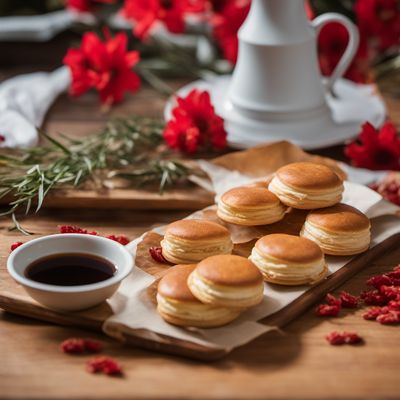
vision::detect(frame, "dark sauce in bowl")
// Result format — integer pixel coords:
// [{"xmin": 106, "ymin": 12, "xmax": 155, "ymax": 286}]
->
[{"xmin": 24, "ymin": 253, "xmax": 116, "ymax": 286}]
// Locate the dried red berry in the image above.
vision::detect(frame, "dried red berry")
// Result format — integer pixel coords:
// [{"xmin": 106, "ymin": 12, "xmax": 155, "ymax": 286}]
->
[
  {"xmin": 10, "ymin": 241, "xmax": 23, "ymax": 252},
  {"xmin": 376, "ymin": 310, "xmax": 400, "ymax": 325},
  {"xmin": 86, "ymin": 356, "xmax": 123, "ymax": 376},
  {"xmin": 388, "ymin": 300, "xmax": 400, "ymax": 311},
  {"xmin": 386, "ymin": 270, "xmax": 400, "ymax": 282},
  {"xmin": 362, "ymin": 307, "xmax": 383, "ymax": 320},
  {"xmin": 326, "ymin": 331, "xmax": 363, "ymax": 345},
  {"xmin": 149, "ymin": 246, "xmax": 169, "ymax": 264},
  {"xmin": 326, "ymin": 293, "xmax": 342, "ymax": 307},
  {"xmin": 366, "ymin": 274, "xmax": 393, "ymax": 289},
  {"xmin": 83, "ymin": 339, "xmax": 103, "ymax": 353},
  {"xmin": 316, "ymin": 304, "xmax": 341, "ymax": 317},
  {"xmin": 339, "ymin": 291, "xmax": 359, "ymax": 308},
  {"xmin": 58, "ymin": 225, "xmax": 98, "ymax": 235},
  {"xmin": 106, "ymin": 235, "xmax": 130, "ymax": 246},
  {"xmin": 380, "ymin": 285, "xmax": 400, "ymax": 301},
  {"xmin": 360, "ymin": 290, "xmax": 388, "ymax": 306},
  {"xmin": 61, "ymin": 338, "xmax": 103, "ymax": 354},
  {"xmin": 61, "ymin": 338, "xmax": 86, "ymax": 354}
]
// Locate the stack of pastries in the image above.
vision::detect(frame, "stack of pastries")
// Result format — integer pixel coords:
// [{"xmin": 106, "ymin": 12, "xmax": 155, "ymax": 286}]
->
[
  {"xmin": 157, "ymin": 255, "xmax": 264, "ymax": 328},
  {"xmin": 156, "ymin": 162, "xmax": 371, "ymax": 328}
]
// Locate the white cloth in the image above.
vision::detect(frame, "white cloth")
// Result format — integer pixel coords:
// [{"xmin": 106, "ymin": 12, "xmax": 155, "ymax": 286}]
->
[
  {"xmin": 0, "ymin": 10, "xmax": 93, "ymax": 42},
  {"xmin": 0, "ymin": 67, "xmax": 70, "ymax": 148}
]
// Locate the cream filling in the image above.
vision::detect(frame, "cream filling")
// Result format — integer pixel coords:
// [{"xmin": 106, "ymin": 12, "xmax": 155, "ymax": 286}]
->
[
  {"xmin": 249, "ymin": 247, "xmax": 325, "ymax": 280},
  {"xmin": 269, "ymin": 176, "xmax": 343, "ymax": 203},
  {"xmin": 301, "ymin": 221, "xmax": 370, "ymax": 252},
  {"xmin": 189, "ymin": 270, "xmax": 264, "ymax": 301},
  {"xmin": 156, "ymin": 294, "xmax": 238, "ymax": 321},
  {"xmin": 161, "ymin": 235, "xmax": 233, "ymax": 260},
  {"xmin": 217, "ymin": 200, "xmax": 286, "ymax": 223}
]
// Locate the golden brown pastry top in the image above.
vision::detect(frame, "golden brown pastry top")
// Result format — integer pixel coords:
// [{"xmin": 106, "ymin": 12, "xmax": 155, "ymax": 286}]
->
[
  {"xmin": 276, "ymin": 162, "xmax": 343, "ymax": 190},
  {"xmin": 165, "ymin": 219, "xmax": 230, "ymax": 240},
  {"xmin": 195, "ymin": 255, "xmax": 263, "ymax": 286},
  {"xmin": 220, "ymin": 186, "xmax": 281, "ymax": 208},
  {"xmin": 306, "ymin": 203, "xmax": 370, "ymax": 232},
  {"xmin": 158, "ymin": 264, "xmax": 199, "ymax": 302},
  {"xmin": 255, "ymin": 234, "xmax": 323, "ymax": 263}
]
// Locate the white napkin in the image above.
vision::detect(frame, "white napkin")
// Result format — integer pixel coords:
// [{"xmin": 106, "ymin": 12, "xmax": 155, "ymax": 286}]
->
[
  {"xmin": 0, "ymin": 67, "xmax": 70, "ymax": 148},
  {"xmin": 0, "ymin": 10, "xmax": 94, "ymax": 42}
]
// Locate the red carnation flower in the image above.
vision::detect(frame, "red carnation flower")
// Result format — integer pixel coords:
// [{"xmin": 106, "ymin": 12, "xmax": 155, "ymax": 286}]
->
[
  {"xmin": 354, "ymin": 0, "xmax": 400, "ymax": 51},
  {"xmin": 345, "ymin": 122, "xmax": 400, "ymax": 171},
  {"xmin": 122, "ymin": 0, "xmax": 187, "ymax": 40},
  {"xmin": 66, "ymin": 0, "xmax": 115, "ymax": 13},
  {"xmin": 163, "ymin": 89, "xmax": 227, "ymax": 153},
  {"xmin": 317, "ymin": 22, "xmax": 369, "ymax": 84},
  {"xmin": 211, "ymin": 0, "xmax": 250, "ymax": 64},
  {"xmin": 63, "ymin": 31, "xmax": 141, "ymax": 105}
]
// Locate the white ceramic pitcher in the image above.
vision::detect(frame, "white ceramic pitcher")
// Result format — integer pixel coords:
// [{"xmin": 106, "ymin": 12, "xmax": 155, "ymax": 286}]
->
[{"xmin": 228, "ymin": 0, "xmax": 359, "ymax": 118}]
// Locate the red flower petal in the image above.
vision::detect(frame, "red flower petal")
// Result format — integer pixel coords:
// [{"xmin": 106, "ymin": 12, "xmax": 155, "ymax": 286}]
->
[
  {"xmin": 123, "ymin": 0, "xmax": 186, "ymax": 40},
  {"xmin": 345, "ymin": 122, "xmax": 400, "ymax": 171}
]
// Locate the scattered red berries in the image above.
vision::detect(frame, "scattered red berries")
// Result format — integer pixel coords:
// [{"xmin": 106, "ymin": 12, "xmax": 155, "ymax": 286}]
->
[
  {"xmin": 376, "ymin": 310, "xmax": 400, "ymax": 325},
  {"xmin": 326, "ymin": 331, "xmax": 363, "ymax": 345},
  {"xmin": 316, "ymin": 304, "xmax": 341, "ymax": 317},
  {"xmin": 58, "ymin": 225, "xmax": 130, "ymax": 245},
  {"xmin": 10, "ymin": 241, "xmax": 23, "ymax": 252},
  {"xmin": 361, "ymin": 265, "xmax": 400, "ymax": 325},
  {"xmin": 361, "ymin": 289, "xmax": 388, "ymax": 306},
  {"xmin": 149, "ymin": 246, "xmax": 169, "ymax": 264},
  {"xmin": 106, "ymin": 235, "xmax": 130, "ymax": 245},
  {"xmin": 362, "ymin": 307, "xmax": 382, "ymax": 320},
  {"xmin": 61, "ymin": 338, "xmax": 103, "ymax": 354},
  {"xmin": 316, "ymin": 293, "xmax": 343, "ymax": 317},
  {"xmin": 86, "ymin": 356, "xmax": 123, "ymax": 376},
  {"xmin": 59, "ymin": 225, "xmax": 98, "ymax": 235},
  {"xmin": 323, "ymin": 265, "xmax": 400, "ymax": 346},
  {"xmin": 60, "ymin": 338, "xmax": 122, "ymax": 377}
]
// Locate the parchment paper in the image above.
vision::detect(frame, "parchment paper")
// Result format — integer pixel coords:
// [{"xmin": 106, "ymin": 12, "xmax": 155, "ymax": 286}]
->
[{"xmin": 103, "ymin": 168, "xmax": 400, "ymax": 351}]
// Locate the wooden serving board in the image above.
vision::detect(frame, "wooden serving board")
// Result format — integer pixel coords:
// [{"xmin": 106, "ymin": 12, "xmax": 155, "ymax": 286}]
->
[{"xmin": 1, "ymin": 233, "xmax": 399, "ymax": 361}]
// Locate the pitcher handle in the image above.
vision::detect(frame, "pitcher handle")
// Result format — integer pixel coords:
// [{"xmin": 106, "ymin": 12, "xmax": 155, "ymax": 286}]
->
[{"xmin": 312, "ymin": 13, "xmax": 360, "ymax": 93}]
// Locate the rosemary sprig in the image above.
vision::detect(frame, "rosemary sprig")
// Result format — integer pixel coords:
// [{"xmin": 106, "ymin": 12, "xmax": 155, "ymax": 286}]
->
[
  {"xmin": 110, "ymin": 160, "xmax": 191, "ymax": 194},
  {"xmin": 0, "ymin": 115, "xmax": 193, "ymax": 233}
]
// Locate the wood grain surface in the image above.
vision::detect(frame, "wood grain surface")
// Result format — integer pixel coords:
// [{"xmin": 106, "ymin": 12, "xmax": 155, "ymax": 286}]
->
[{"xmin": 1, "ymin": 64, "xmax": 400, "ymax": 399}]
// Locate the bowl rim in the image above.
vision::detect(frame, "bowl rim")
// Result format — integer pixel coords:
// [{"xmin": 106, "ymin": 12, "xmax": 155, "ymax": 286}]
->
[{"xmin": 7, "ymin": 233, "xmax": 134, "ymax": 293}]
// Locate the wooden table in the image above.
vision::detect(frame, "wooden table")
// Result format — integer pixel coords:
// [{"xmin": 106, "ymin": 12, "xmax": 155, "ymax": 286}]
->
[{"xmin": 1, "ymin": 66, "xmax": 400, "ymax": 399}]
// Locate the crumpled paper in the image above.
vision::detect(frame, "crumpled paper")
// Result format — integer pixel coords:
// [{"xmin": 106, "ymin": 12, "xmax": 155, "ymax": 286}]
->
[{"xmin": 103, "ymin": 167, "xmax": 400, "ymax": 351}]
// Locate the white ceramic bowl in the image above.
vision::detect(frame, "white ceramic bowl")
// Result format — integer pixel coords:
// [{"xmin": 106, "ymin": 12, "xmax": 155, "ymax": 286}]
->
[{"xmin": 7, "ymin": 234, "xmax": 133, "ymax": 311}]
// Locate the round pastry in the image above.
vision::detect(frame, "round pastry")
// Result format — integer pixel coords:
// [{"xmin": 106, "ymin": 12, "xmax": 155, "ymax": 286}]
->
[
  {"xmin": 217, "ymin": 186, "xmax": 287, "ymax": 226},
  {"xmin": 157, "ymin": 264, "xmax": 241, "ymax": 328},
  {"xmin": 249, "ymin": 234, "xmax": 327, "ymax": 285},
  {"xmin": 160, "ymin": 219, "xmax": 233, "ymax": 264},
  {"xmin": 268, "ymin": 162, "xmax": 344, "ymax": 209},
  {"xmin": 300, "ymin": 203, "xmax": 371, "ymax": 256},
  {"xmin": 187, "ymin": 255, "xmax": 264, "ymax": 308}
]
